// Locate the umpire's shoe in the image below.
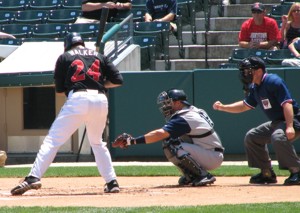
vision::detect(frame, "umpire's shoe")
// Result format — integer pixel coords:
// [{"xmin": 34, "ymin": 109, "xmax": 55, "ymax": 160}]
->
[
  {"xmin": 192, "ymin": 173, "xmax": 216, "ymax": 186},
  {"xmin": 284, "ymin": 172, "xmax": 300, "ymax": 185},
  {"xmin": 249, "ymin": 169, "xmax": 277, "ymax": 184},
  {"xmin": 11, "ymin": 176, "xmax": 42, "ymax": 195},
  {"xmin": 104, "ymin": 179, "xmax": 120, "ymax": 193}
]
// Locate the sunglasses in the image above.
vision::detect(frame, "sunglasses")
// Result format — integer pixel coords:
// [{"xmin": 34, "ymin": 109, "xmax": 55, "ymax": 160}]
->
[
  {"xmin": 293, "ymin": 9, "xmax": 300, "ymax": 13},
  {"xmin": 252, "ymin": 10, "xmax": 263, "ymax": 14}
]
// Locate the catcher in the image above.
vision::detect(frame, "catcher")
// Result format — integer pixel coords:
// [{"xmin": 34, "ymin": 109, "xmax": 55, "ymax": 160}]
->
[{"xmin": 112, "ymin": 89, "xmax": 224, "ymax": 186}]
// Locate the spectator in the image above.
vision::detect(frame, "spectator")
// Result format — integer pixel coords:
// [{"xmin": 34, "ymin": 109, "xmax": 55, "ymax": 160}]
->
[
  {"xmin": 213, "ymin": 56, "xmax": 300, "ymax": 186},
  {"xmin": 239, "ymin": 2, "xmax": 281, "ymax": 50},
  {"xmin": 280, "ymin": 2, "xmax": 300, "ymax": 49},
  {"xmin": 282, "ymin": 37, "xmax": 300, "ymax": 67},
  {"xmin": 75, "ymin": 0, "xmax": 132, "ymax": 23},
  {"xmin": 0, "ymin": 32, "xmax": 16, "ymax": 39},
  {"xmin": 144, "ymin": 0, "xmax": 177, "ymax": 33}
]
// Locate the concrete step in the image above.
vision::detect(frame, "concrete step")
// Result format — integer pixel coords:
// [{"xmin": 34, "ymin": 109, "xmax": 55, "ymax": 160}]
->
[
  {"xmin": 169, "ymin": 44, "xmax": 238, "ymax": 59},
  {"xmin": 169, "ymin": 30, "xmax": 239, "ymax": 46},
  {"xmin": 230, "ymin": 0, "xmax": 279, "ymax": 4},
  {"xmin": 195, "ymin": 17, "xmax": 247, "ymax": 31},
  {"xmin": 222, "ymin": 3, "xmax": 278, "ymax": 17},
  {"xmin": 155, "ymin": 58, "xmax": 228, "ymax": 70}
]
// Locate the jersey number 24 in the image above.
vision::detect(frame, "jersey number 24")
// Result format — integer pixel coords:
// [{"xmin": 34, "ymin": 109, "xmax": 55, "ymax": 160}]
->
[{"xmin": 71, "ymin": 59, "xmax": 101, "ymax": 82}]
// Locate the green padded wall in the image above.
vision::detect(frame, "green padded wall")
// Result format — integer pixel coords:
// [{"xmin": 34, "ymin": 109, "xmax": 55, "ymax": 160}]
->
[
  {"xmin": 108, "ymin": 68, "xmax": 299, "ymax": 159},
  {"xmin": 193, "ymin": 68, "xmax": 284, "ymax": 154},
  {"xmin": 108, "ymin": 71, "xmax": 193, "ymax": 159}
]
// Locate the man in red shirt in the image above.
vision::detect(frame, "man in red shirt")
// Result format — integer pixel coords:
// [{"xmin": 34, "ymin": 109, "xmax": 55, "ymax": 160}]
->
[{"xmin": 239, "ymin": 2, "xmax": 281, "ymax": 50}]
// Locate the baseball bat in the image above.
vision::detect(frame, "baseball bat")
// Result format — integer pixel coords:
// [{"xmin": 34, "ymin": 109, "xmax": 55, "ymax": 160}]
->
[{"xmin": 96, "ymin": 6, "xmax": 109, "ymax": 53}]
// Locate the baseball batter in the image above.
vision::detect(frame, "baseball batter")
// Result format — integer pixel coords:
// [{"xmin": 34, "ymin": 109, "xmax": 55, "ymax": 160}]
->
[
  {"xmin": 213, "ymin": 56, "xmax": 300, "ymax": 185},
  {"xmin": 11, "ymin": 32, "xmax": 124, "ymax": 195},
  {"xmin": 113, "ymin": 89, "xmax": 224, "ymax": 186}
]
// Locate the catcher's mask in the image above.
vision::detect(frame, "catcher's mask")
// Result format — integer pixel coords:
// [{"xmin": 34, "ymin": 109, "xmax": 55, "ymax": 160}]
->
[
  {"xmin": 157, "ymin": 89, "xmax": 191, "ymax": 120},
  {"xmin": 238, "ymin": 56, "xmax": 266, "ymax": 84},
  {"xmin": 64, "ymin": 32, "xmax": 85, "ymax": 52}
]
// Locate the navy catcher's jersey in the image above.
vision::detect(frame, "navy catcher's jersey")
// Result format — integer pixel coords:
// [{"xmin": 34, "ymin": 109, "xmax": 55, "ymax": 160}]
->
[
  {"xmin": 162, "ymin": 106, "xmax": 223, "ymax": 150},
  {"xmin": 54, "ymin": 47, "xmax": 123, "ymax": 95},
  {"xmin": 244, "ymin": 73, "xmax": 299, "ymax": 121}
]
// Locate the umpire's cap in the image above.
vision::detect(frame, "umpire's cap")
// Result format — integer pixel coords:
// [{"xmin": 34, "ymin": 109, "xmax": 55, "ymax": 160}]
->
[
  {"xmin": 239, "ymin": 56, "xmax": 266, "ymax": 73},
  {"xmin": 64, "ymin": 32, "xmax": 85, "ymax": 52}
]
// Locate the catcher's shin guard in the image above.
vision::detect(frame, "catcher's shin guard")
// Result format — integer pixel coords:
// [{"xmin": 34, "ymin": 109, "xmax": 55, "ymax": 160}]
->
[{"xmin": 162, "ymin": 141, "xmax": 205, "ymax": 179}]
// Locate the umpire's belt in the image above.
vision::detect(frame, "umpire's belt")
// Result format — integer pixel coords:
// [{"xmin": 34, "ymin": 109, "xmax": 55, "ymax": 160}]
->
[{"xmin": 73, "ymin": 89, "xmax": 104, "ymax": 94}]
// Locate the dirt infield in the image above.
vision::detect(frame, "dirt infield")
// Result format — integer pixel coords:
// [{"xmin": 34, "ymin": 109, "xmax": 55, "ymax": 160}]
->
[{"xmin": 1, "ymin": 176, "xmax": 300, "ymax": 207}]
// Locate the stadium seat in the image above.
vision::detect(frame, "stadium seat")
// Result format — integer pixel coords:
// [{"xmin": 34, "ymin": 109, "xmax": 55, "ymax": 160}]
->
[
  {"xmin": 131, "ymin": 0, "xmax": 146, "ymax": 9},
  {"xmin": 61, "ymin": 0, "xmax": 82, "ymax": 10},
  {"xmin": 132, "ymin": 35, "xmax": 157, "ymax": 70},
  {"xmin": 29, "ymin": 0, "xmax": 62, "ymax": 10},
  {"xmin": 31, "ymin": 23, "xmax": 66, "ymax": 38},
  {"xmin": 112, "ymin": 8, "xmax": 146, "ymax": 23},
  {"xmin": 0, "ymin": 38, "xmax": 21, "ymax": 45},
  {"xmin": 269, "ymin": 4, "xmax": 291, "ymax": 21},
  {"xmin": 47, "ymin": 9, "xmax": 81, "ymax": 24},
  {"xmin": 0, "ymin": 11, "xmax": 15, "ymax": 24},
  {"xmin": 0, "ymin": 24, "xmax": 32, "ymax": 38},
  {"xmin": 134, "ymin": 21, "xmax": 171, "ymax": 70},
  {"xmin": 228, "ymin": 48, "xmax": 268, "ymax": 64},
  {"xmin": 266, "ymin": 49, "xmax": 295, "ymax": 65},
  {"xmin": 281, "ymin": 0, "xmax": 300, "ymax": 5},
  {"xmin": 67, "ymin": 23, "xmax": 99, "ymax": 38},
  {"xmin": 0, "ymin": 0, "xmax": 30, "ymax": 11},
  {"xmin": 15, "ymin": 10, "xmax": 48, "ymax": 24}
]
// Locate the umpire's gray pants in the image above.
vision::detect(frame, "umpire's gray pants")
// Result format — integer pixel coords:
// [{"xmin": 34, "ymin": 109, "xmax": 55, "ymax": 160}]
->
[{"xmin": 244, "ymin": 121, "xmax": 300, "ymax": 170}]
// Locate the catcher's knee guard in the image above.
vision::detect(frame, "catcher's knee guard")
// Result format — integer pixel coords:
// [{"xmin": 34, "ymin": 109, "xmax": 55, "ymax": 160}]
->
[{"xmin": 162, "ymin": 141, "xmax": 204, "ymax": 178}]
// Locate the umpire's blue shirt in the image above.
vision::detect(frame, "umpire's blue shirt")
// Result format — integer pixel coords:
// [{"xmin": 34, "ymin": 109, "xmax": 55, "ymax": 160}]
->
[{"xmin": 244, "ymin": 73, "xmax": 299, "ymax": 121}]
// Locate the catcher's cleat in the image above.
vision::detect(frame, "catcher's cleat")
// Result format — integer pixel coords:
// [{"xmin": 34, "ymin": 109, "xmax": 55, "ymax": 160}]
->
[
  {"xmin": 192, "ymin": 173, "xmax": 216, "ymax": 186},
  {"xmin": 284, "ymin": 172, "xmax": 300, "ymax": 185},
  {"xmin": 178, "ymin": 176, "xmax": 192, "ymax": 186},
  {"xmin": 104, "ymin": 179, "xmax": 120, "ymax": 193},
  {"xmin": 11, "ymin": 176, "xmax": 42, "ymax": 196},
  {"xmin": 249, "ymin": 170, "xmax": 277, "ymax": 184}
]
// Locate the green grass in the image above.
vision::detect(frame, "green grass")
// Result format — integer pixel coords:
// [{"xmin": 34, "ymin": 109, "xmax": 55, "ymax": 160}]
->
[
  {"xmin": 0, "ymin": 165, "xmax": 295, "ymax": 212},
  {"xmin": 1, "ymin": 202, "xmax": 300, "ymax": 213},
  {"xmin": 0, "ymin": 165, "xmax": 290, "ymax": 178}
]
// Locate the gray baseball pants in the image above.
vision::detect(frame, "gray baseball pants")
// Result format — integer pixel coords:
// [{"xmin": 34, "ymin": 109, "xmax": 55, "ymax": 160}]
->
[{"xmin": 244, "ymin": 120, "xmax": 300, "ymax": 170}]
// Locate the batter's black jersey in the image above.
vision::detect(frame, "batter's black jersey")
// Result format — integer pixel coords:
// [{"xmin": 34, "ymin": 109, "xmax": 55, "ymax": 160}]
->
[{"xmin": 54, "ymin": 46, "xmax": 123, "ymax": 96}]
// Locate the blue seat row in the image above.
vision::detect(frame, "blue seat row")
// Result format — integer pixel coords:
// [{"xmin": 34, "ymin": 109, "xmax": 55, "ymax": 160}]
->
[
  {"xmin": 0, "ymin": 9, "xmax": 81, "ymax": 25},
  {"xmin": 0, "ymin": 0, "xmax": 81, "ymax": 11}
]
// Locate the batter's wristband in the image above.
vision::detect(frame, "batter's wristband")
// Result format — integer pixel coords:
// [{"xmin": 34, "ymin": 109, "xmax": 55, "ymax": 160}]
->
[{"xmin": 132, "ymin": 136, "xmax": 146, "ymax": 144}]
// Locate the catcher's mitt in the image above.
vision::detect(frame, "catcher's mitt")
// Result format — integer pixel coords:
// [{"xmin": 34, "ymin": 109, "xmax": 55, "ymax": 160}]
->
[{"xmin": 112, "ymin": 133, "xmax": 133, "ymax": 149}]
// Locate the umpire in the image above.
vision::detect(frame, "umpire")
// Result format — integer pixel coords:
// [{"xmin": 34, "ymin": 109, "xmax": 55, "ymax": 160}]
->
[{"xmin": 213, "ymin": 56, "xmax": 300, "ymax": 185}]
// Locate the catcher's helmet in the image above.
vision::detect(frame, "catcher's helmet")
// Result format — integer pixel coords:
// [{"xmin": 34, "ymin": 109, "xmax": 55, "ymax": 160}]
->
[
  {"xmin": 238, "ymin": 56, "xmax": 266, "ymax": 84},
  {"xmin": 64, "ymin": 32, "xmax": 85, "ymax": 52},
  {"xmin": 157, "ymin": 89, "xmax": 191, "ymax": 119}
]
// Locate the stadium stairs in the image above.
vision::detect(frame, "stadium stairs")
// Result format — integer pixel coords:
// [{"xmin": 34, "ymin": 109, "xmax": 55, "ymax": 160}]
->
[{"xmin": 156, "ymin": 0, "xmax": 281, "ymax": 70}]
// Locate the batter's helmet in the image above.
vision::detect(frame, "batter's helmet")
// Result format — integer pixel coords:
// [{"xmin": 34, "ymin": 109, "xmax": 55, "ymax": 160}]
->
[
  {"xmin": 157, "ymin": 89, "xmax": 191, "ymax": 119},
  {"xmin": 64, "ymin": 32, "xmax": 85, "ymax": 52}
]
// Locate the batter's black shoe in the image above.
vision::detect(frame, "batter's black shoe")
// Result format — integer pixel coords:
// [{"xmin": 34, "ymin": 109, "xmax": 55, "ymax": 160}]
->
[
  {"xmin": 104, "ymin": 179, "xmax": 120, "ymax": 193},
  {"xmin": 284, "ymin": 172, "xmax": 300, "ymax": 185},
  {"xmin": 249, "ymin": 169, "xmax": 277, "ymax": 184},
  {"xmin": 11, "ymin": 176, "xmax": 41, "ymax": 196},
  {"xmin": 192, "ymin": 173, "xmax": 216, "ymax": 186}
]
